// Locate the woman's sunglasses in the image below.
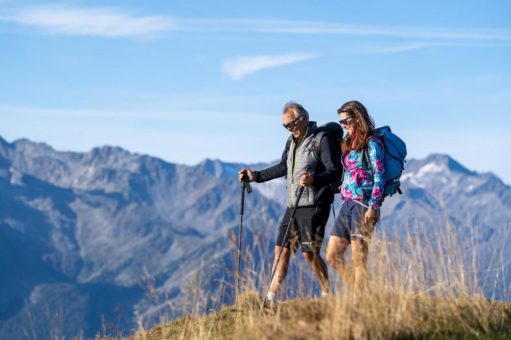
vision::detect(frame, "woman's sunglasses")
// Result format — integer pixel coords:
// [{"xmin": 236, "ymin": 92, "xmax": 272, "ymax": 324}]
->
[{"xmin": 339, "ymin": 116, "xmax": 353, "ymax": 126}]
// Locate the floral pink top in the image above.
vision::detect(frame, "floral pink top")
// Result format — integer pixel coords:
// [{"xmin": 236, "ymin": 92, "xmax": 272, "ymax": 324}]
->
[{"xmin": 341, "ymin": 137, "xmax": 385, "ymax": 209}]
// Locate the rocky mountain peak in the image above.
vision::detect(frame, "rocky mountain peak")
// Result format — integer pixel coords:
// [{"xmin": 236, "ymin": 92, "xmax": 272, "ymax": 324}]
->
[
  {"xmin": 422, "ymin": 153, "xmax": 476, "ymax": 176},
  {"xmin": 0, "ymin": 136, "xmax": 13, "ymax": 160},
  {"xmin": 13, "ymin": 138, "xmax": 57, "ymax": 157},
  {"xmin": 401, "ymin": 153, "xmax": 477, "ymax": 187}
]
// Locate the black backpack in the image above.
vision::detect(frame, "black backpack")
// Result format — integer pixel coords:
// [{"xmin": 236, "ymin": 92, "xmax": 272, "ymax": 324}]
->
[{"xmin": 313, "ymin": 122, "xmax": 343, "ymax": 193}]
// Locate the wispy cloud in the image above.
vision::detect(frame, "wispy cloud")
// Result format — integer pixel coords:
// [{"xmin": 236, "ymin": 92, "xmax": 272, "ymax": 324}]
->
[
  {"xmin": 10, "ymin": 6, "xmax": 175, "ymax": 38},
  {"xmin": 175, "ymin": 19, "xmax": 511, "ymax": 42},
  {"xmin": 267, "ymin": 21, "xmax": 511, "ymax": 41},
  {"xmin": 5, "ymin": 6, "xmax": 511, "ymax": 43},
  {"xmin": 220, "ymin": 44, "xmax": 438, "ymax": 80},
  {"xmin": 363, "ymin": 43, "xmax": 431, "ymax": 54},
  {"xmin": 357, "ymin": 41, "xmax": 511, "ymax": 54},
  {"xmin": 222, "ymin": 53, "xmax": 316, "ymax": 80}
]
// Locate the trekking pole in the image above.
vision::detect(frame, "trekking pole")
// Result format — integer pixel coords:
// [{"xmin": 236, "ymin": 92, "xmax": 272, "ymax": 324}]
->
[
  {"xmin": 260, "ymin": 185, "xmax": 304, "ymax": 313},
  {"xmin": 236, "ymin": 173, "xmax": 252, "ymax": 312}
]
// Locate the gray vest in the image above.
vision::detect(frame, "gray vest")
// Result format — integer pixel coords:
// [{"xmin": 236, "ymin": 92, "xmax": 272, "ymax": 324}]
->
[{"xmin": 286, "ymin": 123, "xmax": 319, "ymax": 208}]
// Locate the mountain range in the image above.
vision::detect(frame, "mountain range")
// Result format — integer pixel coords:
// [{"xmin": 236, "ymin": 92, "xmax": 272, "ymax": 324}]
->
[{"xmin": 0, "ymin": 136, "xmax": 509, "ymax": 339}]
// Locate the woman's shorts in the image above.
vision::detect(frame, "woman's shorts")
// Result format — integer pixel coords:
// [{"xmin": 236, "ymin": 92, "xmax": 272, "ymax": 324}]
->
[{"xmin": 331, "ymin": 200, "xmax": 375, "ymax": 241}]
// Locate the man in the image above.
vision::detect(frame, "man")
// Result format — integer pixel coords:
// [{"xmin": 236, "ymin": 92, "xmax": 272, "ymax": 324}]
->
[{"xmin": 239, "ymin": 102, "xmax": 341, "ymax": 305}]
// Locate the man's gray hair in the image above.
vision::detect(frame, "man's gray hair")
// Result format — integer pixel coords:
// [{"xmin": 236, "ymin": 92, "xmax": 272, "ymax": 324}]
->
[{"xmin": 282, "ymin": 101, "xmax": 309, "ymax": 119}]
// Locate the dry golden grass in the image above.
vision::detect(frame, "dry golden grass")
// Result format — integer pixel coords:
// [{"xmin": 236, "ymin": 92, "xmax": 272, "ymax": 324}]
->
[
  {"xmin": 128, "ymin": 290, "xmax": 510, "ymax": 339},
  {"xmin": 127, "ymin": 220, "xmax": 511, "ymax": 339}
]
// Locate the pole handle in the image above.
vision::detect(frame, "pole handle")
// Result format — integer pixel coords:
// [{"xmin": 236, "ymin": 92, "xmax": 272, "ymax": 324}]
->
[{"xmin": 242, "ymin": 174, "xmax": 252, "ymax": 193}]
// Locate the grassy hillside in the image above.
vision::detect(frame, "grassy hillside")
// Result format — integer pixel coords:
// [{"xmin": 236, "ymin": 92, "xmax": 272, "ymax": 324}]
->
[
  {"xmin": 128, "ymin": 290, "xmax": 511, "ymax": 339},
  {"xmin": 126, "ymin": 228, "xmax": 511, "ymax": 339}
]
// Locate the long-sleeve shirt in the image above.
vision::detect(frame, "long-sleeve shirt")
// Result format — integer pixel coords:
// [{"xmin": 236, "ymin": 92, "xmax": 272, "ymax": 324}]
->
[
  {"xmin": 341, "ymin": 137, "xmax": 385, "ymax": 209},
  {"xmin": 253, "ymin": 122, "xmax": 341, "ymax": 206}
]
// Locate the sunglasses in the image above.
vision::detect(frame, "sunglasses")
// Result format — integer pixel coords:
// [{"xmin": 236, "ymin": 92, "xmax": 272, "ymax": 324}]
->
[
  {"xmin": 283, "ymin": 115, "xmax": 304, "ymax": 130},
  {"xmin": 339, "ymin": 116, "xmax": 353, "ymax": 126}
]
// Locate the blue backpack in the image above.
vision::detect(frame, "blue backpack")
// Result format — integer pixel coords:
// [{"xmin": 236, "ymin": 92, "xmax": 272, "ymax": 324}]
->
[{"xmin": 363, "ymin": 126, "xmax": 407, "ymax": 197}]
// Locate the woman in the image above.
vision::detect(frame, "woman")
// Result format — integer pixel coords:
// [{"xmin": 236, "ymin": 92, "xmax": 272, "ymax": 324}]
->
[{"xmin": 325, "ymin": 100, "xmax": 385, "ymax": 292}]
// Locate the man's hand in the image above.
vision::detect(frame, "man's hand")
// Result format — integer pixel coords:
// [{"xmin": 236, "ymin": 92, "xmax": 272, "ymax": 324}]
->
[
  {"xmin": 299, "ymin": 170, "xmax": 314, "ymax": 187},
  {"xmin": 238, "ymin": 168, "xmax": 255, "ymax": 183}
]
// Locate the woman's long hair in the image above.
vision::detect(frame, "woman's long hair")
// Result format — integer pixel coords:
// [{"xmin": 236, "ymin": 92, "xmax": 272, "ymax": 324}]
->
[{"xmin": 338, "ymin": 100, "xmax": 375, "ymax": 151}]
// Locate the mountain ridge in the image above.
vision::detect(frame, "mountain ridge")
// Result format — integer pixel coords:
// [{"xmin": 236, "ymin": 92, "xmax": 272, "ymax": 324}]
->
[
  {"xmin": 0, "ymin": 135, "xmax": 510, "ymax": 339},
  {"xmin": 3, "ymin": 136, "xmax": 504, "ymax": 186}
]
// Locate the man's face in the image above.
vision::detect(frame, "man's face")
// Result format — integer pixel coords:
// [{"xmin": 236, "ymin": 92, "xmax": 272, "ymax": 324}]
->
[{"xmin": 283, "ymin": 110, "xmax": 307, "ymax": 140}]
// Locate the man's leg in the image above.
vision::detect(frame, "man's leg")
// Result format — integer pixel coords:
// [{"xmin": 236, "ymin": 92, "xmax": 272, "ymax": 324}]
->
[
  {"xmin": 302, "ymin": 251, "xmax": 330, "ymax": 294},
  {"xmin": 268, "ymin": 246, "xmax": 293, "ymax": 295},
  {"xmin": 298, "ymin": 205, "xmax": 331, "ymax": 295},
  {"xmin": 266, "ymin": 208, "xmax": 299, "ymax": 302}
]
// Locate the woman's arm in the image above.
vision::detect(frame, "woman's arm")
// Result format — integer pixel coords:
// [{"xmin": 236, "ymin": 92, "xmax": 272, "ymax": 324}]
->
[{"xmin": 367, "ymin": 138, "xmax": 385, "ymax": 209}]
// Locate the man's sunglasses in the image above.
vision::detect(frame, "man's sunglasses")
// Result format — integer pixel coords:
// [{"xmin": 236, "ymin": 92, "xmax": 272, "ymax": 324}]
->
[
  {"xmin": 339, "ymin": 116, "xmax": 353, "ymax": 126},
  {"xmin": 283, "ymin": 115, "xmax": 304, "ymax": 130}
]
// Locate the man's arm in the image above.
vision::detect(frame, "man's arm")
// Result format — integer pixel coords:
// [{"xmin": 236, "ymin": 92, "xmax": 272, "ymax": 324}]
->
[{"xmin": 253, "ymin": 141, "xmax": 289, "ymax": 182}]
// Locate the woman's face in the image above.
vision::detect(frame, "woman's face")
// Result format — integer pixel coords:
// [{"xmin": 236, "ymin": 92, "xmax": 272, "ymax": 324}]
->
[{"xmin": 339, "ymin": 111, "xmax": 355, "ymax": 136}]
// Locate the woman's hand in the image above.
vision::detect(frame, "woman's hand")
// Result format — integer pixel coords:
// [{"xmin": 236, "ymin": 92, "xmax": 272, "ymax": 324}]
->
[{"xmin": 364, "ymin": 207, "xmax": 380, "ymax": 224}]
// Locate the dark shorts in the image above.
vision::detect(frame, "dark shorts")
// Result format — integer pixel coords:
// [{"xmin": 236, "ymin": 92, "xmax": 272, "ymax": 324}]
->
[
  {"xmin": 276, "ymin": 205, "xmax": 330, "ymax": 253},
  {"xmin": 331, "ymin": 200, "xmax": 375, "ymax": 241}
]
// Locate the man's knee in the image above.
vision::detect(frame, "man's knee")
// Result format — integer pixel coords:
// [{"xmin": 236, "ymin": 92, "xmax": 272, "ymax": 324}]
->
[
  {"xmin": 302, "ymin": 251, "xmax": 321, "ymax": 263},
  {"xmin": 301, "ymin": 251, "xmax": 313, "ymax": 261},
  {"xmin": 274, "ymin": 245, "xmax": 289, "ymax": 255},
  {"xmin": 274, "ymin": 246, "xmax": 291, "ymax": 264}
]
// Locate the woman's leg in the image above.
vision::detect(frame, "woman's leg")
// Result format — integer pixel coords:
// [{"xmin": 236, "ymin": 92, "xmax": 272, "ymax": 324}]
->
[
  {"xmin": 326, "ymin": 236, "xmax": 353, "ymax": 287},
  {"xmin": 351, "ymin": 238, "xmax": 370, "ymax": 292},
  {"xmin": 351, "ymin": 217, "xmax": 375, "ymax": 292}
]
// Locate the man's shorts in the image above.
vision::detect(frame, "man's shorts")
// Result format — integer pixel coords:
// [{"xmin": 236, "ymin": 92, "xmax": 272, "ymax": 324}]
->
[
  {"xmin": 331, "ymin": 200, "xmax": 375, "ymax": 241},
  {"xmin": 276, "ymin": 205, "xmax": 330, "ymax": 253}
]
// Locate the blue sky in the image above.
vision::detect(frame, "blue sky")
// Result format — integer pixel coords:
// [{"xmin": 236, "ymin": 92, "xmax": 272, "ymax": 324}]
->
[{"xmin": 1, "ymin": 1, "xmax": 510, "ymax": 183}]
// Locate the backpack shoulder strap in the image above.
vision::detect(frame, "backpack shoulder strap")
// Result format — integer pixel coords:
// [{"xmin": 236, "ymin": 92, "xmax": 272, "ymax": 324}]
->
[
  {"xmin": 362, "ymin": 148, "xmax": 372, "ymax": 174},
  {"xmin": 285, "ymin": 135, "xmax": 292, "ymax": 149},
  {"xmin": 311, "ymin": 130, "xmax": 326, "ymax": 162},
  {"xmin": 363, "ymin": 136, "xmax": 379, "ymax": 174},
  {"xmin": 284, "ymin": 135, "xmax": 293, "ymax": 158}
]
